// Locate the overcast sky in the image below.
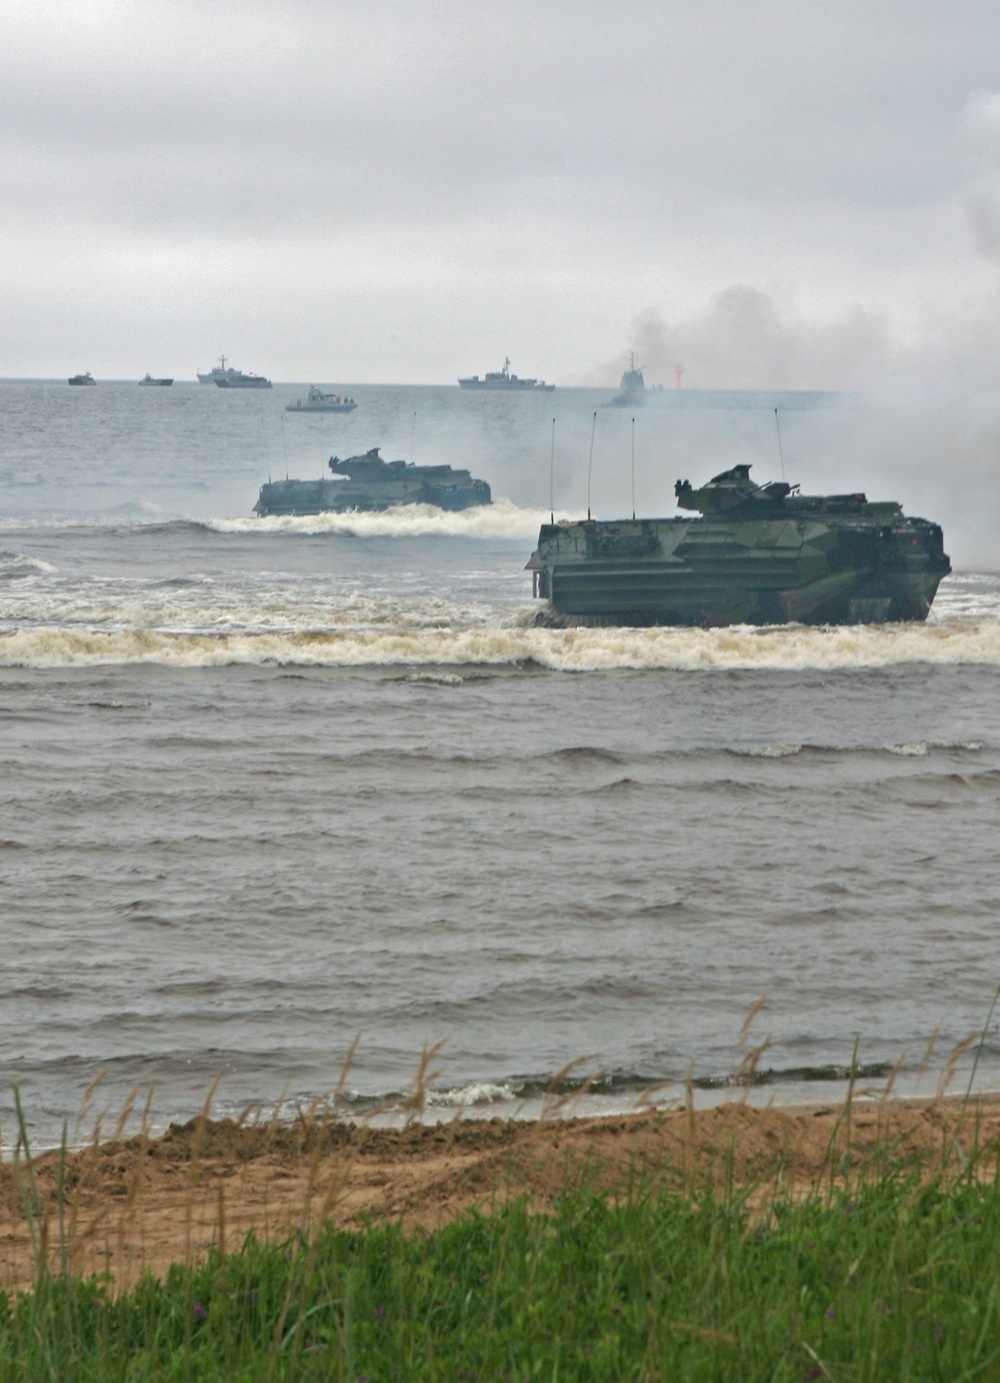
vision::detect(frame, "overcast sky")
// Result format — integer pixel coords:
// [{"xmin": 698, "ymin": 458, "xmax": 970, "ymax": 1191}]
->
[{"xmin": 4, "ymin": 0, "xmax": 1000, "ymax": 387}]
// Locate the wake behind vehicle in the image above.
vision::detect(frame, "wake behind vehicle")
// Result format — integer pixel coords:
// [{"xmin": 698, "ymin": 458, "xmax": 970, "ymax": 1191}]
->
[
  {"xmin": 527, "ymin": 464, "xmax": 950, "ymax": 627},
  {"xmin": 254, "ymin": 447, "xmax": 492, "ymax": 516}
]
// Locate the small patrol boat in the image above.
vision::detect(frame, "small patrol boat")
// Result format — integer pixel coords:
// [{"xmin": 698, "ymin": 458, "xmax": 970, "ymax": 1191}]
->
[{"xmin": 285, "ymin": 387, "xmax": 357, "ymax": 413}]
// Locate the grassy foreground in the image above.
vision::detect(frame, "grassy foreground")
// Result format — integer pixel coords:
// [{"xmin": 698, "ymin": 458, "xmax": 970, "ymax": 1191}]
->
[{"xmin": 3, "ymin": 1169, "xmax": 1000, "ymax": 1381}]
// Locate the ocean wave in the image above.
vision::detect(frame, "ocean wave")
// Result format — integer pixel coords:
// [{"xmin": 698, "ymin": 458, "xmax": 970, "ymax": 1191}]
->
[
  {"xmin": 731, "ymin": 739, "xmax": 984, "ymax": 760},
  {"xmin": 425, "ymin": 1082, "xmax": 520, "ymax": 1108},
  {"xmin": 3, "ymin": 616, "xmax": 1000, "ymax": 670},
  {"xmin": 203, "ymin": 498, "xmax": 577, "ymax": 541},
  {"xmin": 0, "ymin": 551, "xmax": 57, "ymax": 580}
]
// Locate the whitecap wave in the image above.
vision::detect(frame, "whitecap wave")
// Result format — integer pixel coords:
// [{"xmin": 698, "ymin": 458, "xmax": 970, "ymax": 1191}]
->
[
  {"xmin": 426, "ymin": 1082, "xmax": 519, "ymax": 1107},
  {"xmin": 204, "ymin": 498, "xmax": 579, "ymax": 541},
  {"xmin": 3, "ymin": 615, "xmax": 1000, "ymax": 671},
  {"xmin": 0, "ymin": 551, "xmax": 57, "ymax": 580}
]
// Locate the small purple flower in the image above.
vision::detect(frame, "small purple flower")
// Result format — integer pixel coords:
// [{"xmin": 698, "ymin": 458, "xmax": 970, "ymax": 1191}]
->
[
  {"xmin": 826, "ymin": 1306, "xmax": 836, "ymax": 1319},
  {"xmin": 374, "ymin": 1306, "xmax": 385, "ymax": 1320},
  {"xmin": 193, "ymin": 1303, "xmax": 207, "ymax": 1320}
]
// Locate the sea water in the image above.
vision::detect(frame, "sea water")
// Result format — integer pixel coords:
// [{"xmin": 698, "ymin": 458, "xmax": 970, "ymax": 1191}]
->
[{"xmin": 1, "ymin": 379, "xmax": 998, "ymax": 1145}]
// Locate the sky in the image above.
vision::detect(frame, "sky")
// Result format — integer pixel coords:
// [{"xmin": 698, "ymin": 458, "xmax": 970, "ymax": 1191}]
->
[{"xmin": 4, "ymin": 0, "xmax": 1000, "ymax": 392}]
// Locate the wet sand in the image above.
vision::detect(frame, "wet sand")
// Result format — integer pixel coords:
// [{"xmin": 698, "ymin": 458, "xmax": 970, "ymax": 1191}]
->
[{"xmin": 3, "ymin": 1095, "xmax": 999, "ymax": 1293}]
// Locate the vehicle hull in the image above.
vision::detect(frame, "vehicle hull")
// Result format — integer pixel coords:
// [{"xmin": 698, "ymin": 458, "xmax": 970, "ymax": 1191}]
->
[
  {"xmin": 254, "ymin": 476, "xmax": 491, "ymax": 516},
  {"xmin": 528, "ymin": 515, "xmax": 950, "ymax": 627}
]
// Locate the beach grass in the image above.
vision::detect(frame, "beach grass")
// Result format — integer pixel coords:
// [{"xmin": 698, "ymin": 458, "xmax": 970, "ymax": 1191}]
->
[
  {"xmin": 5, "ymin": 1018, "xmax": 1000, "ymax": 1380},
  {"xmin": 3, "ymin": 1150, "xmax": 1000, "ymax": 1379}
]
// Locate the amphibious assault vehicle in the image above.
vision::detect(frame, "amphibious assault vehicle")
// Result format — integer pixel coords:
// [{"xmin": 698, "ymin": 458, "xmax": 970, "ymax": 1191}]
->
[
  {"xmin": 254, "ymin": 447, "xmax": 492, "ymax": 516},
  {"xmin": 527, "ymin": 464, "xmax": 950, "ymax": 626}
]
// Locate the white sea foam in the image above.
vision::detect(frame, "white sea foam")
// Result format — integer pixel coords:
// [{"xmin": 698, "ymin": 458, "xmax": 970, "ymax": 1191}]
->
[
  {"xmin": 204, "ymin": 499, "xmax": 579, "ymax": 541},
  {"xmin": 743, "ymin": 744, "xmax": 803, "ymax": 758},
  {"xmin": 3, "ymin": 615, "xmax": 1000, "ymax": 671},
  {"xmin": 426, "ymin": 1082, "xmax": 519, "ymax": 1107}
]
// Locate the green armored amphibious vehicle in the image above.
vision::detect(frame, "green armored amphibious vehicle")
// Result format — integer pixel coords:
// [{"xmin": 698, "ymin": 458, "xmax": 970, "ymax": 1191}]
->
[
  {"xmin": 254, "ymin": 447, "xmax": 492, "ymax": 516},
  {"xmin": 527, "ymin": 464, "xmax": 950, "ymax": 626}
]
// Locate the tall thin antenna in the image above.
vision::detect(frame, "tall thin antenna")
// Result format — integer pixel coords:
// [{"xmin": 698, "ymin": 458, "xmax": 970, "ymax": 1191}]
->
[
  {"xmin": 410, "ymin": 409, "xmax": 417, "ymax": 464},
  {"xmin": 631, "ymin": 416, "xmax": 636, "ymax": 520},
  {"xmin": 587, "ymin": 411, "xmax": 597, "ymax": 520},
  {"xmin": 774, "ymin": 407, "xmax": 785, "ymax": 484},
  {"xmin": 549, "ymin": 417, "xmax": 556, "ymax": 523},
  {"xmin": 261, "ymin": 416, "xmax": 272, "ymax": 482}
]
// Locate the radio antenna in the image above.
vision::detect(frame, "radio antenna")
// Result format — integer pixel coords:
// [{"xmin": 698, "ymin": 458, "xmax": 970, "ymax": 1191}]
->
[
  {"xmin": 631, "ymin": 416, "xmax": 636, "ymax": 520},
  {"xmin": 549, "ymin": 417, "xmax": 556, "ymax": 523},
  {"xmin": 774, "ymin": 407, "xmax": 786, "ymax": 484},
  {"xmin": 587, "ymin": 411, "xmax": 597, "ymax": 520},
  {"xmin": 261, "ymin": 416, "xmax": 272, "ymax": 482}
]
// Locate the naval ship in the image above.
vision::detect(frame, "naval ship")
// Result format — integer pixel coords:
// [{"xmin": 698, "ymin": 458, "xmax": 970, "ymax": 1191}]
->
[
  {"xmin": 604, "ymin": 355, "xmax": 647, "ymax": 407},
  {"xmin": 458, "ymin": 358, "xmax": 554, "ymax": 391},
  {"xmin": 197, "ymin": 355, "xmax": 272, "ymax": 388},
  {"xmin": 285, "ymin": 386, "xmax": 357, "ymax": 413}
]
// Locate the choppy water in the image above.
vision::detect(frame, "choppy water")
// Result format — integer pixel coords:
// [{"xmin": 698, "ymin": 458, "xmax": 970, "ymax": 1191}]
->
[{"xmin": 1, "ymin": 380, "xmax": 999, "ymax": 1145}]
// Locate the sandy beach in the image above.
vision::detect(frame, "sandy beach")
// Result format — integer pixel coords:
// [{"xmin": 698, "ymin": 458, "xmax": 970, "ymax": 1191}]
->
[{"xmin": 3, "ymin": 1094, "xmax": 998, "ymax": 1294}]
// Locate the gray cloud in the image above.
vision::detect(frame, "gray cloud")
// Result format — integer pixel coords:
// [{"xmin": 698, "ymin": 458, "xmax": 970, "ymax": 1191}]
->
[
  {"xmin": 3, "ymin": 0, "xmax": 999, "ymax": 235},
  {"xmin": 3, "ymin": 1, "xmax": 1000, "ymax": 382}
]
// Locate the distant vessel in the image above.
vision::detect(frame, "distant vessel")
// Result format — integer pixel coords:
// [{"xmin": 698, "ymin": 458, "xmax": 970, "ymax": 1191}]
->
[
  {"xmin": 458, "ymin": 357, "xmax": 554, "ymax": 391},
  {"xmin": 197, "ymin": 355, "xmax": 230, "ymax": 384},
  {"xmin": 68, "ymin": 373, "xmax": 96, "ymax": 386},
  {"xmin": 285, "ymin": 387, "xmax": 357, "ymax": 413},
  {"xmin": 139, "ymin": 374, "xmax": 173, "ymax": 387},
  {"xmin": 528, "ymin": 463, "xmax": 950, "ymax": 628},
  {"xmin": 197, "ymin": 355, "xmax": 272, "ymax": 389},
  {"xmin": 604, "ymin": 354, "xmax": 646, "ymax": 407},
  {"xmin": 254, "ymin": 447, "xmax": 492, "ymax": 516},
  {"xmin": 215, "ymin": 371, "xmax": 271, "ymax": 390}
]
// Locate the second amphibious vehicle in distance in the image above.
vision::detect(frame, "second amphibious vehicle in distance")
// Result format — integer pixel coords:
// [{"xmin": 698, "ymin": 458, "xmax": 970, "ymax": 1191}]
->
[
  {"xmin": 254, "ymin": 447, "xmax": 492, "ymax": 516},
  {"xmin": 527, "ymin": 464, "xmax": 950, "ymax": 627}
]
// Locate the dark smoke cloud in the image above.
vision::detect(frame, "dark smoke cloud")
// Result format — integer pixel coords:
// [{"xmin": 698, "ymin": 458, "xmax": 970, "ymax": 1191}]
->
[{"xmin": 586, "ymin": 290, "xmax": 892, "ymax": 391}]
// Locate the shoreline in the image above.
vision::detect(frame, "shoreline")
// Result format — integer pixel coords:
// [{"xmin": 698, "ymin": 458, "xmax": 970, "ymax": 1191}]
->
[{"xmin": 3, "ymin": 1091, "xmax": 999, "ymax": 1294}]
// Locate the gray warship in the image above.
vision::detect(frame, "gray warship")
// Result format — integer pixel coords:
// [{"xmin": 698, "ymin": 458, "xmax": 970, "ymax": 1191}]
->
[
  {"xmin": 458, "ymin": 357, "xmax": 554, "ymax": 391},
  {"xmin": 527, "ymin": 464, "xmax": 950, "ymax": 626},
  {"xmin": 604, "ymin": 354, "xmax": 646, "ymax": 407},
  {"xmin": 254, "ymin": 447, "xmax": 492, "ymax": 516},
  {"xmin": 197, "ymin": 355, "xmax": 272, "ymax": 388}
]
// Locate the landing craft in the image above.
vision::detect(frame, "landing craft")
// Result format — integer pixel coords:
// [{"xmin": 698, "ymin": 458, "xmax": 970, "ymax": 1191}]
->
[
  {"xmin": 527, "ymin": 464, "xmax": 950, "ymax": 627},
  {"xmin": 254, "ymin": 447, "xmax": 492, "ymax": 516}
]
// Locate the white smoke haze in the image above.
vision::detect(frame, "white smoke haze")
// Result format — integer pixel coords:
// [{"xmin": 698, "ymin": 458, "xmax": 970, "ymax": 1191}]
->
[
  {"xmin": 964, "ymin": 90, "xmax": 1000, "ymax": 262},
  {"xmin": 559, "ymin": 83, "xmax": 1000, "ymax": 575},
  {"xmin": 586, "ymin": 290, "xmax": 893, "ymax": 392}
]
